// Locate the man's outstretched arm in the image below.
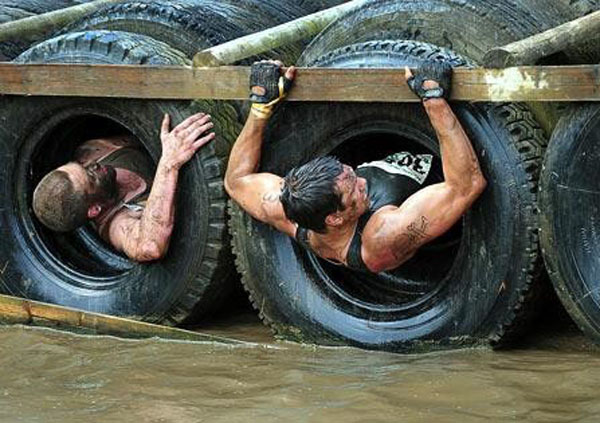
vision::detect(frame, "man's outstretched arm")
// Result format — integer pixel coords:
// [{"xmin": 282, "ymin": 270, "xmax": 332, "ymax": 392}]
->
[
  {"xmin": 109, "ymin": 113, "xmax": 215, "ymax": 262},
  {"xmin": 363, "ymin": 62, "xmax": 487, "ymax": 272},
  {"xmin": 224, "ymin": 61, "xmax": 297, "ymax": 237}
]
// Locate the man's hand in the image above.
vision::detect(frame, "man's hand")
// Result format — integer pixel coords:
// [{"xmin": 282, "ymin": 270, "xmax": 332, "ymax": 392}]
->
[
  {"xmin": 250, "ymin": 60, "xmax": 296, "ymax": 119},
  {"xmin": 160, "ymin": 113, "xmax": 215, "ymax": 170},
  {"xmin": 404, "ymin": 60, "xmax": 453, "ymax": 101}
]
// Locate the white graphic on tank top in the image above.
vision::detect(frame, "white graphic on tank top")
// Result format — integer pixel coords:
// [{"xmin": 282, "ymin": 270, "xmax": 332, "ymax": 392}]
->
[{"xmin": 358, "ymin": 152, "xmax": 433, "ymax": 185}]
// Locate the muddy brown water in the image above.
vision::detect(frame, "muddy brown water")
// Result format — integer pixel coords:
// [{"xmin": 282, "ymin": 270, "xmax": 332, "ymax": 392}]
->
[{"xmin": 1, "ymin": 312, "xmax": 599, "ymax": 423}]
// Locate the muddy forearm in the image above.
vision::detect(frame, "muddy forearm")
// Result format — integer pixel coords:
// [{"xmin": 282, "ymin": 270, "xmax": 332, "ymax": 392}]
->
[
  {"xmin": 423, "ymin": 99, "xmax": 486, "ymax": 191},
  {"xmin": 225, "ymin": 113, "xmax": 268, "ymax": 193},
  {"xmin": 137, "ymin": 159, "xmax": 178, "ymax": 257}
]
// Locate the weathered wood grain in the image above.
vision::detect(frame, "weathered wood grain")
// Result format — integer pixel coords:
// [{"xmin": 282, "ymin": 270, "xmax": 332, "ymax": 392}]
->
[
  {"xmin": 0, "ymin": 63, "xmax": 598, "ymax": 102},
  {"xmin": 484, "ymin": 10, "xmax": 600, "ymax": 68},
  {"xmin": 0, "ymin": 0, "xmax": 125, "ymax": 43},
  {"xmin": 193, "ymin": 0, "xmax": 367, "ymax": 67},
  {"xmin": 0, "ymin": 293, "xmax": 243, "ymax": 344}
]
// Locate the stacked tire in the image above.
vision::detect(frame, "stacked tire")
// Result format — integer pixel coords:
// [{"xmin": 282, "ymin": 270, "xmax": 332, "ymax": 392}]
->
[
  {"xmin": 0, "ymin": 0, "xmax": 93, "ymax": 60},
  {"xmin": 538, "ymin": 0, "xmax": 600, "ymax": 347},
  {"xmin": 228, "ymin": 0, "xmax": 599, "ymax": 352},
  {"xmin": 0, "ymin": 0, "xmax": 326, "ymax": 325}
]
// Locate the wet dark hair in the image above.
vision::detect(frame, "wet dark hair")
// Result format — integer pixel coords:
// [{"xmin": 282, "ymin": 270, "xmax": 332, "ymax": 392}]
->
[
  {"xmin": 280, "ymin": 156, "xmax": 344, "ymax": 233},
  {"xmin": 32, "ymin": 169, "xmax": 89, "ymax": 232}
]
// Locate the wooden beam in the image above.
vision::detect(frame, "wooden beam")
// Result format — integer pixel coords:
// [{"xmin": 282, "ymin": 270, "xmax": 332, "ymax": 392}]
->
[
  {"xmin": 0, "ymin": 63, "xmax": 598, "ymax": 102},
  {"xmin": 0, "ymin": 0, "xmax": 126, "ymax": 44},
  {"xmin": 484, "ymin": 10, "xmax": 600, "ymax": 68},
  {"xmin": 0, "ymin": 293, "xmax": 243, "ymax": 344},
  {"xmin": 193, "ymin": 0, "xmax": 365, "ymax": 67}
]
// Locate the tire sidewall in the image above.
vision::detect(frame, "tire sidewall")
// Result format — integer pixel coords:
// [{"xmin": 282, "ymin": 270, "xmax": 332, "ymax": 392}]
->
[
  {"xmin": 0, "ymin": 96, "xmax": 213, "ymax": 320},
  {"xmin": 540, "ymin": 104, "xmax": 600, "ymax": 339},
  {"xmin": 232, "ymin": 99, "xmax": 533, "ymax": 348}
]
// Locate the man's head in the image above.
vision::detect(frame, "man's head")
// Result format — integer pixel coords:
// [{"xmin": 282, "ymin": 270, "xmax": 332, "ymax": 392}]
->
[
  {"xmin": 33, "ymin": 161, "xmax": 118, "ymax": 232},
  {"xmin": 280, "ymin": 156, "xmax": 369, "ymax": 233}
]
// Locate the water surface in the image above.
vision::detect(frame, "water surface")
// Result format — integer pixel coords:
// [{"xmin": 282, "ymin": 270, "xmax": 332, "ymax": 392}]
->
[{"xmin": 1, "ymin": 313, "xmax": 598, "ymax": 423}]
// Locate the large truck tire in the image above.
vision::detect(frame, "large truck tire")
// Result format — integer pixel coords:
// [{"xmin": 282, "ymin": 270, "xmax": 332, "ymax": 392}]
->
[
  {"xmin": 0, "ymin": 0, "xmax": 92, "ymax": 60},
  {"xmin": 60, "ymin": 0, "xmax": 306, "ymax": 63},
  {"xmin": 300, "ymin": 0, "xmax": 597, "ymax": 66},
  {"xmin": 299, "ymin": 0, "xmax": 599, "ymax": 135},
  {"xmin": 0, "ymin": 30, "xmax": 237, "ymax": 325},
  {"xmin": 229, "ymin": 40, "xmax": 547, "ymax": 352},
  {"xmin": 539, "ymin": 104, "xmax": 600, "ymax": 344}
]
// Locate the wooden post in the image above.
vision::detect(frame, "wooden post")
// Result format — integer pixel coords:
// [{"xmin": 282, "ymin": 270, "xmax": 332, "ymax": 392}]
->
[
  {"xmin": 0, "ymin": 293, "xmax": 244, "ymax": 344},
  {"xmin": 0, "ymin": 0, "xmax": 125, "ymax": 44},
  {"xmin": 484, "ymin": 10, "xmax": 600, "ymax": 68},
  {"xmin": 193, "ymin": 0, "xmax": 366, "ymax": 67}
]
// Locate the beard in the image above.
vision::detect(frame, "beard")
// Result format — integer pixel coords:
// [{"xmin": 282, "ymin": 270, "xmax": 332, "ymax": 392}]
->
[{"xmin": 89, "ymin": 165, "xmax": 118, "ymax": 204}]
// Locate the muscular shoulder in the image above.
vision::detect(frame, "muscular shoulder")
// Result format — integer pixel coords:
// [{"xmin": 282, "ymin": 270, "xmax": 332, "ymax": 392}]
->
[
  {"xmin": 361, "ymin": 207, "xmax": 417, "ymax": 272},
  {"xmin": 260, "ymin": 189, "xmax": 297, "ymax": 238}
]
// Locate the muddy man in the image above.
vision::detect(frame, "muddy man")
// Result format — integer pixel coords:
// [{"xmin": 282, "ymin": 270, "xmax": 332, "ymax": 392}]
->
[
  {"xmin": 33, "ymin": 113, "xmax": 215, "ymax": 262},
  {"xmin": 225, "ymin": 60, "xmax": 487, "ymax": 273}
]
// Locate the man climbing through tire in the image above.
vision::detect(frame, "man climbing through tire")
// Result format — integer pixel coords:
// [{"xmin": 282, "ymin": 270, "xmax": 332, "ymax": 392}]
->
[
  {"xmin": 33, "ymin": 113, "xmax": 215, "ymax": 262},
  {"xmin": 225, "ymin": 60, "xmax": 487, "ymax": 273}
]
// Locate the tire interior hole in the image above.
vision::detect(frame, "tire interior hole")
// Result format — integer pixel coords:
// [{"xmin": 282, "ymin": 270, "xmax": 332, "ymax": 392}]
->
[
  {"xmin": 311, "ymin": 130, "xmax": 462, "ymax": 307},
  {"xmin": 29, "ymin": 115, "xmax": 154, "ymax": 278}
]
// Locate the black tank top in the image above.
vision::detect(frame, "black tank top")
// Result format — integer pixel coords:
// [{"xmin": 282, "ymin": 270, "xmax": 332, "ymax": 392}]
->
[{"xmin": 295, "ymin": 151, "xmax": 439, "ymax": 272}]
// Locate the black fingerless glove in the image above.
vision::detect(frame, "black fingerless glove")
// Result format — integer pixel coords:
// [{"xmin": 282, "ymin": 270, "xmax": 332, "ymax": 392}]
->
[
  {"xmin": 249, "ymin": 62, "xmax": 293, "ymax": 119},
  {"xmin": 406, "ymin": 60, "xmax": 453, "ymax": 101}
]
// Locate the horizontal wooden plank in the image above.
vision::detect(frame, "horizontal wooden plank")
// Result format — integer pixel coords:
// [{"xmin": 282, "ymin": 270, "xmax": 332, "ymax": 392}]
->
[
  {"xmin": 0, "ymin": 63, "xmax": 598, "ymax": 102},
  {"xmin": 0, "ymin": 293, "xmax": 243, "ymax": 344}
]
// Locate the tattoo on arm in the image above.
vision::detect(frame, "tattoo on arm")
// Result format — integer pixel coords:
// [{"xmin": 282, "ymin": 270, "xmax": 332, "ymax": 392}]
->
[
  {"xmin": 402, "ymin": 216, "xmax": 430, "ymax": 247},
  {"xmin": 390, "ymin": 216, "xmax": 430, "ymax": 263}
]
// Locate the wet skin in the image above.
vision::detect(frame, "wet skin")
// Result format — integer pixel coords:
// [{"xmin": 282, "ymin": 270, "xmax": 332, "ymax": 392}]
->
[
  {"xmin": 47, "ymin": 112, "xmax": 216, "ymax": 262},
  {"xmin": 225, "ymin": 62, "xmax": 487, "ymax": 273}
]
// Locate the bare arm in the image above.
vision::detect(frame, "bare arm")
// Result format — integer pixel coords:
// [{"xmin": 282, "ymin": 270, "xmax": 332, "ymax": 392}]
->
[
  {"xmin": 224, "ymin": 64, "xmax": 297, "ymax": 237},
  {"xmin": 109, "ymin": 113, "xmax": 215, "ymax": 262},
  {"xmin": 363, "ymin": 69, "xmax": 487, "ymax": 272}
]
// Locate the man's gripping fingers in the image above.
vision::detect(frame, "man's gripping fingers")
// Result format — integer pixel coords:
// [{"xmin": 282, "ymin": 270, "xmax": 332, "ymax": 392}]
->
[
  {"xmin": 186, "ymin": 120, "xmax": 214, "ymax": 143},
  {"xmin": 161, "ymin": 113, "xmax": 171, "ymax": 136},
  {"xmin": 249, "ymin": 61, "xmax": 296, "ymax": 119},
  {"xmin": 405, "ymin": 59, "xmax": 453, "ymax": 101},
  {"xmin": 192, "ymin": 132, "xmax": 216, "ymax": 150},
  {"xmin": 175, "ymin": 112, "xmax": 207, "ymax": 133}
]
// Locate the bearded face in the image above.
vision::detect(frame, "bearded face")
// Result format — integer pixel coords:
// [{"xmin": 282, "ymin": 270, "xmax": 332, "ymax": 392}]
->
[{"xmin": 84, "ymin": 161, "xmax": 118, "ymax": 203}]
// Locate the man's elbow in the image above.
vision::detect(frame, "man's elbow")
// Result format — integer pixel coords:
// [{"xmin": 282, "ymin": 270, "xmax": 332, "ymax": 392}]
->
[
  {"xmin": 224, "ymin": 177, "xmax": 235, "ymax": 198},
  {"xmin": 129, "ymin": 241, "xmax": 166, "ymax": 262},
  {"xmin": 457, "ymin": 172, "xmax": 487, "ymax": 199},
  {"xmin": 224, "ymin": 177, "xmax": 243, "ymax": 203},
  {"xmin": 471, "ymin": 173, "xmax": 487, "ymax": 197}
]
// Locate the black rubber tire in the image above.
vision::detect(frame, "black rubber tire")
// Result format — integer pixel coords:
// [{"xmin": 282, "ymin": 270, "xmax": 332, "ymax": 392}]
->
[
  {"xmin": 60, "ymin": 0, "xmax": 305, "ymax": 63},
  {"xmin": 229, "ymin": 40, "xmax": 547, "ymax": 352},
  {"xmin": 300, "ymin": 0, "xmax": 596, "ymax": 66},
  {"xmin": 0, "ymin": 0, "xmax": 92, "ymax": 60},
  {"xmin": 0, "ymin": 30, "xmax": 238, "ymax": 325},
  {"xmin": 298, "ymin": 0, "xmax": 600, "ymax": 135},
  {"xmin": 554, "ymin": 0, "xmax": 600, "ymax": 17},
  {"xmin": 539, "ymin": 104, "xmax": 600, "ymax": 344},
  {"xmin": 297, "ymin": 0, "xmax": 348, "ymax": 14}
]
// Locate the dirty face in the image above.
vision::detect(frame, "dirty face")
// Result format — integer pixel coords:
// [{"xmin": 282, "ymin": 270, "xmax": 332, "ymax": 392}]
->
[
  {"xmin": 334, "ymin": 164, "xmax": 370, "ymax": 222},
  {"xmin": 60, "ymin": 161, "xmax": 118, "ymax": 203}
]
